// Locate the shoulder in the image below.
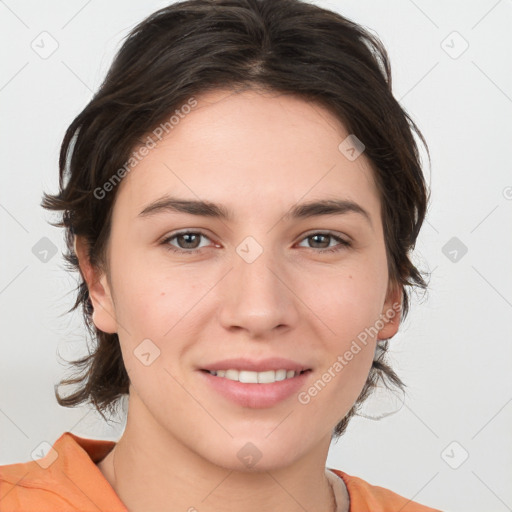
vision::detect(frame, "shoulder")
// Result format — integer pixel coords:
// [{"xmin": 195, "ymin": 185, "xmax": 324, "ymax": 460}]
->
[
  {"xmin": 328, "ymin": 468, "xmax": 444, "ymax": 512},
  {"xmin": 0, "ymin": 432, "xmax": 125, "ymax": 511},
  {"xmin": 0, "ymin": 453, "xmax": 72, "ymax": 511}
]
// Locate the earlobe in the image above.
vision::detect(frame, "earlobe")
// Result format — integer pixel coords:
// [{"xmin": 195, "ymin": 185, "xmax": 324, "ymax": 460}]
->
[
  {"xmin": 377, "ymin": 281, "xmax": 403, "ymax": 341},
  {"xmin": 73, "ymin": 235, "xmax": 118, "ymax": 334}
]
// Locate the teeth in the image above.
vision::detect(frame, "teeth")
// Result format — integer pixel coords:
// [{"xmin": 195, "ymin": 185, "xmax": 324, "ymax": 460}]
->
[
  {"xmin": 225, "ymin": 369, "xmax": 239, "ymax": 380},
  {"xmin": 257, "ymin": 370, "xmax": 277, "ymax": 383},
  {"xmin": 275, "ymin": 369, "xmax": 287, "ymax": 381},
  {"xmin": 208, "ymin": 369, "xmax": 302, "ymax": 383}
]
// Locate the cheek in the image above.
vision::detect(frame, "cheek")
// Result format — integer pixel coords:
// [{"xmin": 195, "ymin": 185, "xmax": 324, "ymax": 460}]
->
[
  {"xmin": 110, "ymin": 247, "xmax": 206, "ymax": 337},
  {"xmin": 296, "ymin": 262, "xmax": 384, "ymax": 404},
  {"xmin": 110, "ymin": 268, "xmax": 199, "ymax": 402},
  {"xmin": 302, "ymin": 262, "xmax": 387, "ymax": 342}
]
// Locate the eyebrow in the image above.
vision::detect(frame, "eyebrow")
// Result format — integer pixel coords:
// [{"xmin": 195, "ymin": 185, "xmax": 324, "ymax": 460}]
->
[{"xmin": 138, "ymin": 195, "xmax": 372, "ymax": 226}]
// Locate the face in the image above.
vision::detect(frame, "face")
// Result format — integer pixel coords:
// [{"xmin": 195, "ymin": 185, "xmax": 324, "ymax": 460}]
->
[{"xmin": 80, "ymin": 88, "xmax": 401, "ymax": 470}]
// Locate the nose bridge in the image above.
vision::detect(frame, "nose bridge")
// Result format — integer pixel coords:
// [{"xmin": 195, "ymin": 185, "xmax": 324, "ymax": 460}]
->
[{"xmin": 217, "ymin": 237, "xmax": 298, "ymax": 334}]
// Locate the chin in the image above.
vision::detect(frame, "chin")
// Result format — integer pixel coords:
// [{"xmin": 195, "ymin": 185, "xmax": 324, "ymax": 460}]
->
[{"xmin": 191, "ymin": 432, "xmax": 304, "ymax": 472}]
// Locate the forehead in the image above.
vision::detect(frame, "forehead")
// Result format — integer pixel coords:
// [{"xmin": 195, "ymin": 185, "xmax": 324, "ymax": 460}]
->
[{"xmin": 113, "ymin": 88, "xmax": 381, "ymax": 222}]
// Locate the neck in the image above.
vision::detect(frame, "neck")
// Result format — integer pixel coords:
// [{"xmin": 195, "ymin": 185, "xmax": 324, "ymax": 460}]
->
[{"xmin": 97, "ymin": 392, "xmax": 349, "ymax": 512}]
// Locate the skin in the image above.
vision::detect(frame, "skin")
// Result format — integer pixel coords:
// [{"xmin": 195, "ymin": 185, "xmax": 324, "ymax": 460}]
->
[{"xmin": 75, "ymin": 88, "xmax": 402, "ymax": 512}]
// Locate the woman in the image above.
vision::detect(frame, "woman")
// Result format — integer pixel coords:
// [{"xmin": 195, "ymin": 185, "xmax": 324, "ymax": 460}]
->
[{"xmin": 0, "ymin": 0, "xmax": 441, "ymax": 510}]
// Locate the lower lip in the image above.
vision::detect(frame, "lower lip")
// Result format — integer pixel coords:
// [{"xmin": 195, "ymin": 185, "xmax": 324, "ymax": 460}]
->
[{"xmin": 198, "ymin": 370, "xmax": 312, "ymax": 409}]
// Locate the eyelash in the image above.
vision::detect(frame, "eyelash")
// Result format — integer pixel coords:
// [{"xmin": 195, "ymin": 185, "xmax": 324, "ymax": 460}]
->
[{"xmin": 160, "ymin": 230, "xmax": 351, "ymax": 255}]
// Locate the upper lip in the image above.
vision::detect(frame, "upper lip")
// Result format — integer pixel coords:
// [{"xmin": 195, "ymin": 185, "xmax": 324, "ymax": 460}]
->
[{"xmin": 200, "ymin": 357, "xmax": 311, "ymax": 373}]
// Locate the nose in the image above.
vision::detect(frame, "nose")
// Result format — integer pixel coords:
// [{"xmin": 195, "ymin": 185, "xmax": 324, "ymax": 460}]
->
[{"xmin": 217, "ymin": 246, "xmax": 300, "ymax": 337}]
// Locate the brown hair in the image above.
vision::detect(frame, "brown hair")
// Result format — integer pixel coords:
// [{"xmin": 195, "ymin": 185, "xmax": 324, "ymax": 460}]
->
[{"xmin": 42, "ymin": 0, "xmax": 430, "ymax": 439}]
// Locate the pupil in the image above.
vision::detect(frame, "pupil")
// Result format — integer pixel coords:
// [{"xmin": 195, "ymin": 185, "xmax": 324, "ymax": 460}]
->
[
  {"xmin": 312, "ymin": 234, "xmax": 328, "ymax": 248},
  {"xmin": 181, "ymin": 233, "xmax": 199, "ymax": 248}
]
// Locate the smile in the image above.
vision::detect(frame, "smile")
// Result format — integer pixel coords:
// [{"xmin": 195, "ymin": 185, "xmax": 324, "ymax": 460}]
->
[
  {"xmin": 205, "ymin": 369, "xmax": 309, "ymax": 383},
  {"xmin": 199, "ymin": 368, "xmax": 313, "ymax": 408}
]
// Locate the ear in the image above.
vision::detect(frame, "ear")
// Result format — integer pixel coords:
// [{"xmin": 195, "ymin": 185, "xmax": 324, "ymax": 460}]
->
[
  {"xmin": 377, "ymin": 280, "xmax": 403, "ymax": 341},
  {"xmin": 74, "ymin": 235, "xmax": 117, "ymax": 334}
]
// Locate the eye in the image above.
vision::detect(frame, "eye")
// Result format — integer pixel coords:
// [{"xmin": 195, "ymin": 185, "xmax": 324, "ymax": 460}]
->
[
  {"xmin": 160, "ymin": 230, "xmax": 351, "ymax": 255},
  {"xmin": 296, "ymin": 231, "xmax": 351, "ymax": 253},
  {"xmin": 161, "ymin": 230, "xmax": 214, "ymax": 254}
]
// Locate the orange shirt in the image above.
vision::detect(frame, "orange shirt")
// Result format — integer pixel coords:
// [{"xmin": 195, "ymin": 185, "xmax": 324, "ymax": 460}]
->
[{"xmin": 0, "ymin": 432, "xmax": 442, "ymax": 511}]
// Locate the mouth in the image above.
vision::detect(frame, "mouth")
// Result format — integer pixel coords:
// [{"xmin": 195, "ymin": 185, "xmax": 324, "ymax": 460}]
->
[
  {"xmin": 200, "ymin": 368, "xmax": 311, "ymax": 384},
  {"xmin": 197, "ymin": 357, "xmax": 313, "ymax": 408}
]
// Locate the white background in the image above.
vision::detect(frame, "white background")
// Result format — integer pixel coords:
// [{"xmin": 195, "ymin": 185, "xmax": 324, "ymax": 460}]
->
[{"xmin": 1, "ymin": 1, "xmax": 511, "ymax": 511}]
